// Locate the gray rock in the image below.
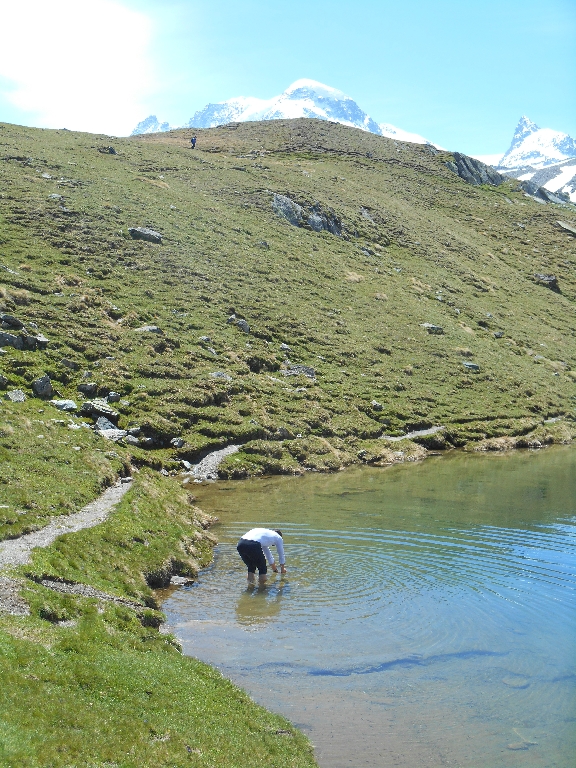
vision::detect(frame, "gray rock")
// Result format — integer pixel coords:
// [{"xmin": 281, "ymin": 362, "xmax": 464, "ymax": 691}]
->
[
  {"xmin": 181, "ymin": 460, "xmax": 193, "ymax": 470},
  {"xmin": 140, "ymin": 437, "xmax": 155, "ymax": 448},
  {"xmin": 280, "ymin": 343, "xmax": 291, "ymax": 351},
  {"xmin": 80, "ymin": 399, "xmax": 119, "ymax": 423},
  {"xmin": 128, "ymin": 227, "xmax": 163, "ymax": 244},
  {"xmin": 235, "ymin": 318, "xmax": 250, "ymax": 333},
  {"xmin": 34, "ymin": 334, "xmax": 49, "ymax": 350},
  {"xmin": 170, "ymin": 437, "xmax": 185, "ymax": 448},
  {"xmin": 78, "ymin": 382, "xmax": 98, "ymax": 397},
  {"xmin": 0, "ymin": 314, "xmax": 24, "ymax": 330},
  {"xmin": 462, "ymin": 361, "xmax": 480, "ymax": 372},
  {"xmin": 0, "ymin": 331, "xmax": 23, "ymax": 350},
  {"xmin": 422, "ymin": 323, "xmax": 444, "ymax": 335},
  {"xmin": 371, "ymin": 400, "xmax": 383, "ymax": 411},
  {"xmin": 124, "ymin": 435, "xmax": 140, "ymax": 446},
  {"xmin": 61, "ymin": 358, "xmax": 79, "ymax": 370},
  {"xmin": 557, "ymin": 220, "xmax": 576, "ymax": 236},
  {"xmin": 494, "ymin": 331, "xmax": 503, "ymax": 339},
  {"xmin": 210, "ymin": 371, "xmax": 233, "ymax": 381},
  {"xmin": 0, "ymin": 375, "xmax": 7, "ymax": 389},
  {"xmin": 134, "ymin": 325, "xmax": 163, "ymax": 333},
  {"xmin": 199, "ymin": 336, "xmax": 212, "ymax": 342},
  {"xmin": 534, "ymin": 273, "xmax": 559, "ymax": 291},
  {"xmin": 107, "ymin": 392, "xmax": 121, "ymax": 403},
  {"xmin": 273, "ymin": 194, "xmax": 303, "ymax": 226},
  {"xmin": 226, "ymin": 314, "xmax": 237, "ymax": 324},
  {"xmin": 6, "ymin": 389, "xmax": 26, "ymax": 402},
  {"xmin": 95, "ymin": 416, "xmax": 117, "ymax": 431},
  {"xmin": 127, "ymin": 426, "xmax": 141, "ymax": 436},
  {"xmin": 283, "ymin": 364, "xmax": 316, "ymax": 379},
  {"xmin": 50, "ymin": 399, "xmax": 77, "ymax": 412},
  {"xmin": 97, "ymin": 428, "xmax": 128, "ymax": 442},
  {"xmin": 32, "ymin": 375, "xmax": 53, "ymax": 399},
  {"xmin": 447, "ymin": 153, "xmax": 505, "ymax": 187},
  {"xmin": 48, "ymin": 193, "xmax": 63, "ymax": 200}
]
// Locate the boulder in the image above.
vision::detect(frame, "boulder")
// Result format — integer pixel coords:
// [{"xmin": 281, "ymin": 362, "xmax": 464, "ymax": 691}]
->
[
  {"xmin": 0, "ymin": 314, "xmax": 24, "ymax": 330},
  {"xmin": 371, "ymin": 400, "xmax": 383, "ymax": 411},
  {"xmin": 61, "ymin": 358, "xmax": 79, "ymax": 370},
  {"xmin": 273, "ymin": 194, "xmax": 303, "ymax": 226},
  {"xmin": 78, "ymin": 382, "xmax": 98, "ymax": 397},
  {"xmin": 280, "ymin": 343, "xmax": 291, "ymax": 351},
  {"xmin": 557, "ymin": 220, "xmax": 576, "ymax": 236},
  {"xmin": 235, "ymin": 318, "xmax": 250, "ymax": 333},
  {"xmin": 124, "ymin": 435, "xmax": 140, "ymax": 446},
  {"xmin": 0, "ymin": 331, "xmax": 24, "ymax": 350},
  {"xmin": 0, "ymin": 375, "xmax": 7, "ymax": 389},
  {"xmin": 32, "ymin": 375, "xmax": 53, "ymax": 399},
  {"xmin": 127, "ymin": 426, "xmax": 141, "ymax": 436},
  {"xmin": 50, "ymin": 399, "xmax": 77, "ymax": 412},
  {"xmin": 107, "ymin": 392, "xmax": 121, "ymax": 403},
  {"xmin": 128, "ymin": 227, "xmax": 163, "ymax": 244},
  {"xmin": 80, "ymin": 399, "xmax": 119, "ymax": 423},
  {"xmin": 462, "ymin": 361, "xmax": 480, "ymax": 372},
  {"xmin": 134, "ymin": 325, "xmax": 163, "ymax": 334},
  {"xmin": 95, "ymin": 416, "xmax": 117, "ymax": 431},
  {"xmin": 170, "ymin": 437, "xmax": 185, "ymax": 448},
  {"xmin": 210, "ymin": 371, "xmax": 233, "ymax": 381},
  {"xmin": 422, "ymin": 323, "xmax": 444, "ymax": 335},
  {"xmin": 534, "ymin": 273, "xmax": 559, "ymax": 292},
  {"xmin": 6, "ymin": 389, "xmax": 26, "ymax": 402},
  {"xmin": 282, "ymin": 364, "xmax": 316, "ymax": 379},
  {"xmin": 494, "ymin": 331, "xmax": 503, "ymax": 339},
  {"xmin": 97, "ymin": 428, "xmax": 128, "ymax": 442}
]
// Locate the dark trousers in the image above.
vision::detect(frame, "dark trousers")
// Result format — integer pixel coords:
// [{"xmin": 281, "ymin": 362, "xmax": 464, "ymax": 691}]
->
[{"xmin": 237, "ymin": 538, "xmax": 267, "ymax": 574}]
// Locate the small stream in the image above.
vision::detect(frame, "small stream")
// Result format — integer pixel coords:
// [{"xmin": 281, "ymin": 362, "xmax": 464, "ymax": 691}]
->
[{"xmin": 163, "ymin": 447, "xmax": 576, "ymax": 767}]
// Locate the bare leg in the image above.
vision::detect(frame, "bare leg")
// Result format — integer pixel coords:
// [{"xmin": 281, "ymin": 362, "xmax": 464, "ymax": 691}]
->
[
  {"xmin": 258, "ymin": 573, "xmax": 268, "ymax": 586},
  {"xmin": 247, "ymin": 572, "xmax": 256, "ymax": 585}
]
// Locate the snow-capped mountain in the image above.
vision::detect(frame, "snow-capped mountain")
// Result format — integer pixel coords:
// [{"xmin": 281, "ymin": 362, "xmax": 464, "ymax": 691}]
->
[
  {"xmin": 131, "ymin": 115, "xmax": 172, "ymax": 135},
  {"xmin": 498, "ymin": 116, "xmax": 576, "ymax": 170},
  {"xmin": 131, "ymin": 79, "xmax": 434, "ymax": 145},
  {"xmin": 490, "ymin": 117, "xmax": 576, "ymax": 203}
]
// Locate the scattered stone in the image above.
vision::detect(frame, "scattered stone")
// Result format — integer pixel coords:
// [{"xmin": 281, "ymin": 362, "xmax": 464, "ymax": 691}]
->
[
  {"xmin": 80, "ymin": 399, "xmax": 119, "ymax": 423},
  {"xmin": 170, "ymin": 437, "xmax": 185, "ymax": 448},
  {"xmin": 207, "ymin": 347, "xmax": 218, "ymax": 356},
  {"xmin": 124, "ymin": 435, "xmax": 140, "ymax": 446},
  {"xmin": 128, "ymin": 227, "xmax": 163, "ymax": 244},
  {"xmin": 199, "ymin": 336, "xmax": 211, "ymax": 342},
  {"xmin": 0, "ymin": 314, "xmax": 24, "ymax": 330},
  {"xmin": 6, "ymin": 390, "xmax": 26, "ymax": 402},
  {"xmin": 134, "ymin": 325, "xmax": 163, "ymax": 334},
  {"xmin": 181, "ymin": 460, "xmax": 193, "ymax": 470},
  {"xmin": 120, "ymin": 476, "xmax": 133, "ymax": 484},
  {"xmin": 170, "ymin": 575, "xmax": 194, "ymax": 586},
  {"xmin": 282, "ymin": 364, "xmax": 316, "ymax": 379},
  {"xmin": 494, "ymin": 331, "xmax": 503, "ymax": 338},
  {"xmin": 371, "ymin": 400, "xmax": 383, "ymax": 411},
  {"xmin": 210, "ymin": 371, "xmax": 233, "ymax": 381},
  {"xmin": 235, "ymin": 318, "xmax": 250, "ymax": 333},
  {"xmin": 78, "ymin": 382, "xmax": 98, "ymax": 397},
  {"xmin": 107, "ymin": 392, "xmax": 121, "ymax": 403},
  {"xmin": 140, "ymin": 437, "xmax": 155, "ymax": 448},
  {"xmin": 280, "ymin": 343, "xmax": 291, "ymax": 351},
  {"xmin": 463, "ymin": 361, "xmax": 480, "ymax": 372},
  {"xmin": 127, "ymin": 426, "xmax": 141, "ymax": 436},
  {"xmin": 95, "ymin": 416, "xmax": 117, "ymax": 431},
  {"xmin": 48, "ymin": 193, "xmax": 63, "ymax": 200},
  {"xmin": 32, "ymin": 375, "xmax": 53, "ymax": 399},
  {"xmin": 50, "ymin": 399, "xmax": 77, "ymax": 412},
  {"xmin": 422, "ymin": 323, "xmax": 444, "ymax": 335},
  {"xmin": 61, "ymin": 358, "xmax": 79, "ymax": 370},
  {"xmin": 534, "ymin": 273, "xmax": 559, "ymax": 291},
  {"xmin": 98, "ymin": 146, "xmax": 117, "ymax": 155},
  {"xmin": 0, "ymin": 375, "xmax": 7, "ymax": 389}
]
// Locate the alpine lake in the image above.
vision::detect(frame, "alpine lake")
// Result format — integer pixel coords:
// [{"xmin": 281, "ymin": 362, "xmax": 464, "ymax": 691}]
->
[{"xmin": 162, "ymin": 446, "xmax": 576, "ymax": 768}]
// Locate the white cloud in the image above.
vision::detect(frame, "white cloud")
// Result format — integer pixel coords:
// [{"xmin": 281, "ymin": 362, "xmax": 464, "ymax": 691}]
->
[{"xmin": 0, "ymin": 0, "xmax": 155, "ymax": 135}]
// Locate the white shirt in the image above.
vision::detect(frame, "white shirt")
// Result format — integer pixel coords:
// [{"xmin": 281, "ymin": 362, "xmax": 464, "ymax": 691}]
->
[{"xmin": 241, "ymin": 528, "xmax": 285, "ymax": 565}]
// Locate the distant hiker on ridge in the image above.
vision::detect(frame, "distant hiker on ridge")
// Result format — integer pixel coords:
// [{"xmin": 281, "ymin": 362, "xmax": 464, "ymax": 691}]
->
[
  {"xmin": 237, "ymin": 528, "xmax": 287, "ymax": 586},
  {"xmin": 190, "ymin": 135, "xmax": 197, "ymax": 149}
]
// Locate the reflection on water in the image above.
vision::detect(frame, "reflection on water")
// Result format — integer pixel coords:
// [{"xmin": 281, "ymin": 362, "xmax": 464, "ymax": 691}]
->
[{"xmin": 163, "ymin": 447, "xmax": 576, "ymax": 767}]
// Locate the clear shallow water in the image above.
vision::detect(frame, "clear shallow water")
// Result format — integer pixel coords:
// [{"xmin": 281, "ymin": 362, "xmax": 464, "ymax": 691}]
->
[{"xmin": 163, "ymin": 448, "xmax": 576, "ymax": 767}]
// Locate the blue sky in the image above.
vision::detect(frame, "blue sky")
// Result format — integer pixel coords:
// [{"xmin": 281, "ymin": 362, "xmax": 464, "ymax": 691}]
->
[{"xmin": 0, "ymin": 0, "xmax": 574, "ymax": 154}]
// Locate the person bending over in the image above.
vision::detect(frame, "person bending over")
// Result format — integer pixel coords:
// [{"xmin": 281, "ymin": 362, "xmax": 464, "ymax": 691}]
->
[{"xmin": 237, "ymin": 528, "xmax": 287, "ymax": 585}]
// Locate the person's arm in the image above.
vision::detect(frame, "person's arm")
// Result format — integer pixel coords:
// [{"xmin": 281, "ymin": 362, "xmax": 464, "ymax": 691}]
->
[
  {"xmin": 262, "ymin": 545, "xmax": 274, "ymax": 567},
  {"xmin": 275, "ymin": 536, "xmax": 287, "ymax": 573}
]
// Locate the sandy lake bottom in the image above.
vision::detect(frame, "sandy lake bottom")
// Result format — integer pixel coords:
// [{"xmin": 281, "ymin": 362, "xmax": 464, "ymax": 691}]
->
[{"xmin": 163, "ymin": 447, "xmax": 576, "ymax": 767}]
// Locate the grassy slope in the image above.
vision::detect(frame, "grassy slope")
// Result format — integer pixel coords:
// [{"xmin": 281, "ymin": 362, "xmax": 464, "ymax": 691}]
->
[{"xmin": 0, "ymin": 118, "xmax": 575, "ymax": 764}]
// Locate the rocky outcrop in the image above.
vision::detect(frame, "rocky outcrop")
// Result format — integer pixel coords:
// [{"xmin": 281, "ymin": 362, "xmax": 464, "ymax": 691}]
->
[
  {"xmin": 273, "ymin": 194, "xmax": 341, "ymax": 235},
  {"xmin": 128, "ymin": 227, "xmax": 163, "ymax": 244},
  {"xmin": 446, "ymin": 153, "xmax": 505, "ymax": 187}
]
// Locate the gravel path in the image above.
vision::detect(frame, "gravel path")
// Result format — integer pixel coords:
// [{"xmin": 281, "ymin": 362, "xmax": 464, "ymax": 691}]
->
[
  {"xmin": 381, "ymin": 426, "xmax": 445, "ymax": 442},
  {"xmin": 188, "ymin": 445, "xmax": 240, "ymax": 481},
  {"xmin": 0, "ymin": 479, "xmax": 132, "ymax": 614}
]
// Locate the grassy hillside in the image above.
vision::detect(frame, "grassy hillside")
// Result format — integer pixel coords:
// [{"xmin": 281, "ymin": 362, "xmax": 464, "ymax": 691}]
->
[
  {"xmin": 0, "ymin": 117, "xmax": 575, "ymax": 765},
  {"xmin": 1, "ymin": 118, "xmax": 575, "ymax": 485}
]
